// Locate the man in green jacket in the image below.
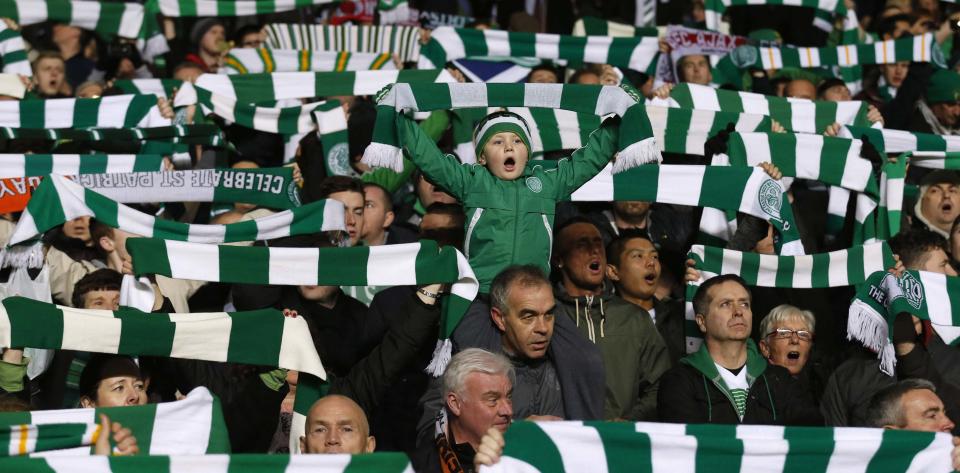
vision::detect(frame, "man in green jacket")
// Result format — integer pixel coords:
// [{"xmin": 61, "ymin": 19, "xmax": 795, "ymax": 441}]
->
[{"xmin": 551, "ymin": 217, "xmax": 671, "ymax": 421}]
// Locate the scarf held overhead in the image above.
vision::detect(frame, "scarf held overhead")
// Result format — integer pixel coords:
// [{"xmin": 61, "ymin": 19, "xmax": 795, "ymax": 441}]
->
[
  {"xmin": 264, "ymin": 23, "xmax": 422, "ymax": 63},
  {"xmin": 729, "ymin": 33, "xmax": 944, "ymax": 70},
  {"xmin": 0, "ymin": 452, "xmax": 413, "ymax": 472},
  {"xmin": 224, "ymin": 49, "xmax": 395, "ymax": 74}
]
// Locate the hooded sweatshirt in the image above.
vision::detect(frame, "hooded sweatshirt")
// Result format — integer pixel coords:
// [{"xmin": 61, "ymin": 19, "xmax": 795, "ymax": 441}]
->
[
  {"xmin": 553, "ymin": 281, "xmax": 671, "ymax": 421},
  {"xmin": 658, "ymin": 339, "xmax": 823, "ymax": 425}
]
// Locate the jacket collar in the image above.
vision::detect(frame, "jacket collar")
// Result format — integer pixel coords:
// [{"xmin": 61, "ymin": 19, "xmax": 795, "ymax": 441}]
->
[{"xmin": 680, "ymin": 338, "xmax": 767, "ymax": 386}]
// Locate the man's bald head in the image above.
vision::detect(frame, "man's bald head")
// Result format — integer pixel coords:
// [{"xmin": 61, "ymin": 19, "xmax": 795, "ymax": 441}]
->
[{"xmin": 300, "ymin": 395, "xmax": 375, "ymax": 454}]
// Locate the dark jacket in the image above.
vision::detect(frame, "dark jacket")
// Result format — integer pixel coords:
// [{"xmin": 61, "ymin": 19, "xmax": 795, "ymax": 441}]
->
[
  {"xmin": 819, "ymin": 348, "xmax": 894, "ymax": 427},
  {"xmin": 659, "ymin": 340, "xmax": 823, "ymax": 425},
  {"xmin": 553, "ymin": 281, "xmax": 671, "ymax": 420},
  {"xmin": 652, "ymin": 297, "xmax": 686, "ymax": 366}
]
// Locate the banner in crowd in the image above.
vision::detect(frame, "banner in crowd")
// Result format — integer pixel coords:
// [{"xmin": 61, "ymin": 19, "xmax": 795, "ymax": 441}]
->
[
  {"xmin": 661, "ymin": 83, "xmax": 871, "ymax": 133},
  {"xmin": 0, "ymin": 387, "xmax": 229, "ymax": 455},
  {"xmin": 0, "ymin": 452, "xmax": 413, "ymax": 472},
  {"xmin": 0, "ymin": 296, "xmax": 327, "ymax": 378},
  {"xmin": 418, "ymin": 27, "xmax": 661, "ymax": 74},
  {"xmin": 264, "ymin": 23, "xmax": 422, "ymax": 63},
  {"xmin": 656, "ymin": 26, "xmax": 748, "ymax": 84},
  {"xmin": 362, "ymin": 83, "xmax": 656, "ymax": 172},
  {"xmin": 77, "ymin": 167, "xmax": 301, "ymax": 209},
  {"xmin": 5, "ymin": 174, "xmax": 343, "ymax": 248},
  {"xmin": 224, "ymin": 49, "xmax": 395, "ymax": 74},
  {"xmin": 0, "ymin": 22, "xmax": 29, "ymax": 76},
  {"xmin": 685, "ymin": 242, "xmax": 895, "ymax": 352},
  {"xmin": 0, "ymin": 94, "xmax": 164, "ymax": 129},
  {"xmin": 850, "ymin": 270, "xmax": 960, "ymax": 375},
  {"xmin": 0, "ymin": 176, "xmax": 38, "ymax": 213},
  {"xmin": 727, "ymin": 33, "xmax": 943, "ymax": 71},
  {"xmin": 571, "ymin": 164, "xmax": 804, "ymax": 255},
  {"xmin": 486, "ymin": 420, "xmax": 954, "ymax": 472}
]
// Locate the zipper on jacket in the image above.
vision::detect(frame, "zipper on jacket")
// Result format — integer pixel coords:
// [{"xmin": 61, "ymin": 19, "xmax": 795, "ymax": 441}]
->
[
  {"xmin": 464, "ymin": 208, "xmax": 484, "ymax": 258},
  {"xmin": 510, "ymin": 183, "xmax": 519, "ymax": 263},
  {"xmin": 706, "ymin": 375, "xmax": 745, "ymax": 423}
]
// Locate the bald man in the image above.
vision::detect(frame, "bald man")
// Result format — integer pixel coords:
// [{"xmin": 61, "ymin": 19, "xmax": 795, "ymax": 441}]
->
[{"xmin": 300, "ymin": 395, "xmax": 376, "ymax": 454}]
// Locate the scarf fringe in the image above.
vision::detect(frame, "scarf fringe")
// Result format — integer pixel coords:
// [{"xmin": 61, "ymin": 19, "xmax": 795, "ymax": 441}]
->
[
  {"xmin": 847, "ymin": 298, "xmax": 896, "ymax": 376},
  {"xmin": 425, "ymin": 338, "xmax": 453, "ymax": 378},
  {"xmin": 0, "ymin": 242, "xmax": 44, "ymax": 269},
  {"xmin": 612, "ymin": 137, "xmax": 660, "ymax": 174},
  {"xmin": 361, "ymin": 143, "xmax": 405, "ymax": 172}
]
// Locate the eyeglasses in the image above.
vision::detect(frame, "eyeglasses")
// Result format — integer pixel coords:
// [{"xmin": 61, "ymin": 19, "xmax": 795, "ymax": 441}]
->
[{"xmin": 766, "ymin": 328, "xmax": 813, "ymax": 341}]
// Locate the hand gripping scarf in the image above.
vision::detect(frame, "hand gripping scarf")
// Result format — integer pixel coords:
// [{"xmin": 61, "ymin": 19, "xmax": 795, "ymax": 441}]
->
[
  {"xmin": 224, "ymin": 48, "xmax": 395, "ymax": 74},
  {"xmin": 850, "ymin": 270, "xmax": 960, "ymax": 375},
  {"xmin": 362, "ymin": 83, "xmax": 659, "ymax": 174},
  {"xmin": 491, "ymin": 420, "xmax": 954, "ymax": 473},
  {"xmin": 0, "ymin": 387, "xmax": 228, "ymax": 455},
  {"xmin": 686, "ymin": 242, "xmax": 895, "ymax": 353},
  {"xmin": 418, "ymin": 26, "xmax": 660, "ymax": 74}
]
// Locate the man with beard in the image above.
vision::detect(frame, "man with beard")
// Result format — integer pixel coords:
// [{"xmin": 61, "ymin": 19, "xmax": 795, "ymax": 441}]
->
[
  {"xmin": 911, "ymin": 171, "xmax": 960, "ymax": 239},
  {"xmin": 605, "ymin": 232, "xmax": 685, "ymax": 364},
  {"xmin": 658, "ymin": 274, "xmax": 821, "ymax": 425},
  {"xmin": 551, "ymin": 218, "xmax": 670, "ymax": 420}
]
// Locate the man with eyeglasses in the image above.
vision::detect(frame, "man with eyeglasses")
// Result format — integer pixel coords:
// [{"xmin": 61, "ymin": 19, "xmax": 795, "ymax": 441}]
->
[{"xmin": 658, "ymin": 274, "xmax": 822, "ymax": 425}]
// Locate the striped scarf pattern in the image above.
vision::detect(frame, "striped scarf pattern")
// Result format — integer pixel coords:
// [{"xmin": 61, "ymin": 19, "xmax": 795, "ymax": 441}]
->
[
  {"xmin": 0, "ymin": 124, "xmax": 225, "ymax": 146},
  {"xmin": 685, "ymin": 243, "xmax": 895, "ymax": 352},
  {"xmin": 0, "ymin": 452, "xmax": 414, "ymax": 472},
  {"xmin": 0, "ymin": 22, "xmax": 29, "ymax": 76},
  {"xmin": 742, "ymin": 33, "xmax": 942, "ymax": 70},
  {"xmin": 0, "ymin": 387, "xmax": 229, "ymax": 455},
  {"xmin": 0, "ymin": 296, "xmax": 327, "ymax": 378},
  {"xmin": 571, "ymin": 164, "xmax": 804, "ymax": 255},
  {"xmin": 418, "ymin": 27, "xmax": 661, "ymax": 74},
  {"xmin": 851, "ymin": 270, "xmax": 960, "ymax": 375},
  {"xmin": 195, "ymin": 90, "xmax": 327, "ymax": 134},
  {"xmin": 153, "ymin": 0, "xmax": 331, "ymax": 16},
  {"xmin": 842, "ymin": 125, "xmax": 960, "ymax": 154},
  {"xmin": 704, "ymin": 0, "xmax": 846, "ymax": 32},
  {"xmin": 0, "ymin": 154, "xmax": 164, "ymax": 178},
  {"xmin": 0, "ymin": 94, "xmax": 164, "ymax": 129},
  {"xmin": 223, "ymin": 49, "xmax": 395, "ymax": 75},
  {"xmin": 0, "ymin": 423, "xmax": 99, "ymax": 457},
  {"xmin": 125, "ymin": 238, "xmax": 478, "ymax": 375},
  {"xmin": 113, "ymin": 79, "xmax": 182, "ymax": 100},
  {"xmin": 362, "ymin": 83, "xmax": 658, "ymax": 173},
  {"xmin": 0, "ymin": 0, "xmax": 156, "ymax": 39},
  {"xmin": 264, "ymin": 23, "xmax": 422, "ymax": 63},
  {"xmin": 5, "ymin": 174, "xmax": 342, "ymax": 247},
  {"xmin": 909, "ymin": 151, "xmax": 960, "ymax": 169},
  {"xmin": 493, "ymin": 420, "xmax": 954, "ymax": 472},
  {"xmin": 664, "ymin": 83, "xmax": 871, "ymax": 134}
]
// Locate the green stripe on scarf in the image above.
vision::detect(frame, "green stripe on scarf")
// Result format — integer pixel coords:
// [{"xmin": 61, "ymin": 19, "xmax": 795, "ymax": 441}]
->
[
  {"xmin": 842, "ymin": 125, "xmax": 960, "ymax": 154},
  {"xmin": 263, "ymin": 23, "xmax": 422, "ymax": 63},
  {"xmin": 0, "ymin": 387, "xmax": 229, "ymax": 455},
  {"xmin": 0, "ymin": 154, "xmax": 164, "ymax": 178},
  {"xmin": 685, "ymin": 243, "xmax": 895, "ymax": 353},
  {"xmin": 418, "ymin": 26, "xmax": 660, "ymax": 74},
  {"xmin": 728, "ymin": 33, "xmax": 945, "ymax": 70},
  {"xmin": 0, "ymin": 0, "xmax": 158, "ymax": 39},
  {"xmin": 0, "ymin": 452, "xmax": 413, "ymax": 471},
  {"xmin": 113, "ymin": 79, "xmax": 182, "ymax": 99},
  {"xmin": 153, "ymin": 0, "xmax": 333, "ymax": 17},
  {"xmin": 0, "ymin": 22, "xmax": 30, "ymax": 76},
  {"xmin": 224, "ymin": 49, "xmax": 395, "ymax": 74},
  {"xmin": 4, "ymin": 95, "xmax": 160, "ymax": 129},
  {"xmin": 5, "ymin": 174, "xmax": 342, "ymax": 248}
]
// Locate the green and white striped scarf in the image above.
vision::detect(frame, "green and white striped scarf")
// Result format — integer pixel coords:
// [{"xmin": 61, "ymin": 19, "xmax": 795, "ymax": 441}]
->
[
  {"xmin": 5, "ymin": 174, "xmax": 342, "ymax": 248},
  {"xmin": 113, "ymin": 79, "xmax": 182, "ymax": 100},
  {"xmin": 152, "ymin": 0, "xmax": 331, "ymax": 16},
  {"xmin": 195, "ymin": 88, "xmax": 327, "ymax": 135},
  {"xmin": 908, "ymin": 151, "xmax": 960, "ymax": 169},
  {"xmin": 0, "ymin": 124, "xmax": 225, "ymax": 147},
  {"xmin": 312, "ymin": 101, "xmax": 354, "ymax": 177},
  {"xmin": 841, "ymin": 125, "xmax": 960, "ymax": 154},
  {"xmin": 75, "ymin": 167, "xmax": 301, "ymax": 210},
  {"xmin": 0, "ymin": 452, "xmax": 413, "ymax": 472},
  {"xmin": 733, "ymin": 33, "xmax": 943, "ymax": 70},
  {"xmin": 685, "ymin": 242, "xmax": 895, "ymax": 353},
  {"xmin": 0, "ymin": 295, "xmax": 327, "ymax": 378},
  {"xmin": 0, "ymin": 154, "xmax": 164, "ymax": 178},
  {"xmin": 125, "ymin": 238, "xmax": 477, "ymax": 376},
  {"xmin": 648, "ymin": 106, "xmax": 772, "ymax": 156},
  {"xmin": 0, "ymin": 387, "xmax": 229, "ymax": 455},
  {"xmin": 662, "ymin": 83, "xmax": 871, "ymax": 134},
  {"xmin": 264, "ymin": 23, "xmax": 422, "ymax": 63},
  {"xmin": 851, "ymin": 270, "xmax": 960, "ymax": 375},
  {"xmin": 224, "ymin": 49, "xmax": 395, "ymax": 74},
  {"xmin": 0, "ymin": 94, "xmax": 165, "ymax": 129},
  {"xmin": 0, "ymin": 22, "xmax": 29, "ymax": 76},
  {"xmin": 572, "ymin": 16, "xmax": 658, "ymax": 37},
  {"xmin": 493, "ymin": 420, "xmax": 954, "ymax": 472},
  {"xmin": 704, "ymin": 0, "xmax": 846, "ymax": 32},
  {"xmin": 0, "ymin": 0, "xmax": 157, "ymax": 39},
  {"xmin": 0, "ymin": 423, "xmax": 99, "ymax": 456},
  {"xmin": 363, "ymin": 83, "xmax": 658, "ymax": 173},
  {"xmin": 572, "ymin": 164, "xmax": 804, "ymax": 255},
  {"xmin": 418, "ymin": 27, "xmax": 660, "ymax": 74}
]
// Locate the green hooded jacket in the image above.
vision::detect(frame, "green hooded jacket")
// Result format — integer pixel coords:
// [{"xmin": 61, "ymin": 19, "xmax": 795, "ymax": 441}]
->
[
  {"xmin": 397, "ymin": 114, "xmax": 619, "ymax": 291},
  {"xmin": 680, "ymin": 339, "xmax": 768, "ymax": 420}
]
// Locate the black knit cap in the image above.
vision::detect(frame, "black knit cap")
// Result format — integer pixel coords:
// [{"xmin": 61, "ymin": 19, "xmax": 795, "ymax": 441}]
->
[{"xmin": 77, "ymin": 354, "xmax": 142, "ymax": 401}]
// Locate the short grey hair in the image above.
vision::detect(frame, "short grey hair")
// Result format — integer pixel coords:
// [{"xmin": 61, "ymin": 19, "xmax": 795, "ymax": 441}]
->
[
  {"xmin": 441, "ymin": 348, "xmax": 515, "ymax": 399},
  {"xmin": 489, "ymin": 265, "xmax": 550, "ymax": 316},
  {"xmin": 865, "ymin": 379, "xmax": 938, "ymax": 428},
  {"xmin": 758, "ymin": 304, "xmax": 815, "ymax": 338}
]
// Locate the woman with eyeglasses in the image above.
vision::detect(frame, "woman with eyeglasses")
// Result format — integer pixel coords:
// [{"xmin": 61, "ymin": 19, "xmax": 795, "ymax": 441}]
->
[{"xmin": 758, "ymin": 305, "xmax": 815, "ymax": 377}]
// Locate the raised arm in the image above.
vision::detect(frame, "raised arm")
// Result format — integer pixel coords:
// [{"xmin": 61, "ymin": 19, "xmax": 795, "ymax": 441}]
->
[
  {"xmin": 551, "ymin": 116, "xmax": 620, "ymax": 199},
  {"xmin": 397, "ymin": 113, "xmax": 472, "ymax": 201}
]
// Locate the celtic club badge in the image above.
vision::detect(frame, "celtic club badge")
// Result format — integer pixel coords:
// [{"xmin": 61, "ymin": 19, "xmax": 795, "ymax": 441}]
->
[
  {"xmin": 898, "ymin": 272, "xmax": 925, "ymax": 311},
  {"xmin": 326, "ymin": 143, "xmax": 355, "ymax": 177},
  {"xmin": 525, "ymin": 176, "xmax": 543, "ymax": 193},
  {"xmin": 758, "ymin": 179, "xmax": 785, "ymax": 225}
]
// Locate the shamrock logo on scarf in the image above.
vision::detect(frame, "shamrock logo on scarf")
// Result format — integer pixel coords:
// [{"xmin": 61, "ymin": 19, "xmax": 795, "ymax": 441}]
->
[{"xmin": 758, "ymin": 178, "xmax": 783, "ymax": 225}]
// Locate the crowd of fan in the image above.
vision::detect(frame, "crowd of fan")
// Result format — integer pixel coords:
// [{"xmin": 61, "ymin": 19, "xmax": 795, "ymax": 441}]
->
[{"xmin": 3, "ymin": 0, "xmax": 960, "ymax": 471}]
